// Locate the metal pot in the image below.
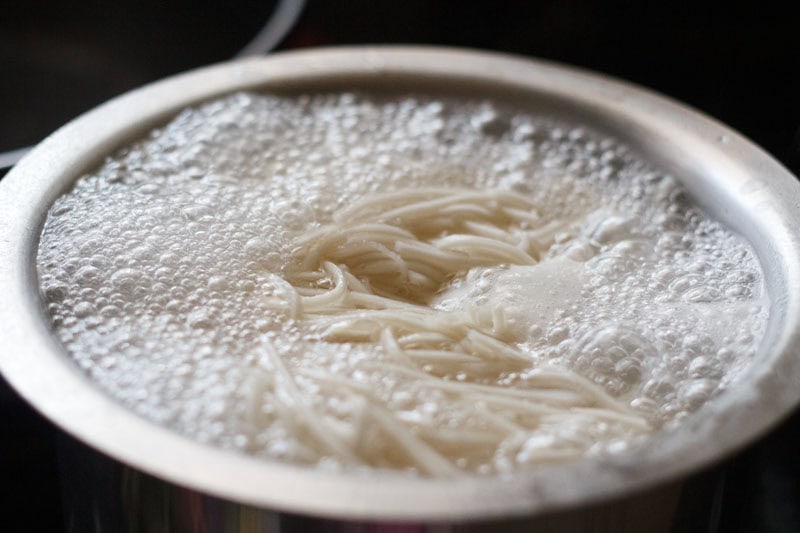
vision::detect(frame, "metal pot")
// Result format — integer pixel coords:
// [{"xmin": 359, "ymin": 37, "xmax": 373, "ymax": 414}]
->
[{"xmin": 2, "ymin": 47, "xmax": 799, "ymax": 531}]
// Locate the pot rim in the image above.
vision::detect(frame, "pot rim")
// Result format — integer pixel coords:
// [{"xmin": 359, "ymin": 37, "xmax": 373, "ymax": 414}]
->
[{"xmin": 1, "ymin": 46, "xmax": 799, "ymax": 522}]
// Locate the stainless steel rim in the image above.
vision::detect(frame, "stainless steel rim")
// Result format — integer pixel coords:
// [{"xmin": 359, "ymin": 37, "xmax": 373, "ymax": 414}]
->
[{"xmin": 1, "ymin": 46, "xmax": 799, "ymax": 521}]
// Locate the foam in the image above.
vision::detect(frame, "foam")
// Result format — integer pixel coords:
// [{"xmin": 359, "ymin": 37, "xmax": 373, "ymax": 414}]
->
[{"xmin": 37, "ymin": 92, "xmax": 767, "ymax": 475}]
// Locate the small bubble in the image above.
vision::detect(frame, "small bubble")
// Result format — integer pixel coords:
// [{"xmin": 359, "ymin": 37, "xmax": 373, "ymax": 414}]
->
[{"xmin": 74, "ymin": 302, "xmax": 94, "ymax": 318}]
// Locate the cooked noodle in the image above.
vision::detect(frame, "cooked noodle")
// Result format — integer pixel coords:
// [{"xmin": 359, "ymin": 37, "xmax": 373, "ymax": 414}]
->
[{"xmin": 252, "ymin": 188, "xmax": 649, "ymax": 475}]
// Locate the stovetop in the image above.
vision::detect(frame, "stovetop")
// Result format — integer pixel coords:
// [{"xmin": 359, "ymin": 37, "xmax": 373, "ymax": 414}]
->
[{"xmin": 2, "ymin": 2, "xmax": 799, "ymax": 531}]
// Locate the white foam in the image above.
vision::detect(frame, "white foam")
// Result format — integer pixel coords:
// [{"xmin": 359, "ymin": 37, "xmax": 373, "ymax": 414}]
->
[{"xmin": 37, "ymin": 92, "xmax": 767, "ymax": 475}]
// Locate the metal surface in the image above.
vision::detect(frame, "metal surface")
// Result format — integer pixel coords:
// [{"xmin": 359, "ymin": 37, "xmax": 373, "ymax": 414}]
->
[
  {"xmin": 56, "ymin": 431, "xmax": 681, "ymax": 532},
  {"xmin": 1, "ymin": 47, "xmax": 799, "ymax": 523}
]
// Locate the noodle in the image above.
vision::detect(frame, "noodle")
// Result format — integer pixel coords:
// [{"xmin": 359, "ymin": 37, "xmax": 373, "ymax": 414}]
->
[{"xmin": 251, "ymin": 187, "xmax": 650, "ymax": 474}]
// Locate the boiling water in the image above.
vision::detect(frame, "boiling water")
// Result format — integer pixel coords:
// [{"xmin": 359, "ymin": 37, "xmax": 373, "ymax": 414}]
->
[{"xmin": 37, "ymin": 93, "xmax": 767, "ymax": 476}]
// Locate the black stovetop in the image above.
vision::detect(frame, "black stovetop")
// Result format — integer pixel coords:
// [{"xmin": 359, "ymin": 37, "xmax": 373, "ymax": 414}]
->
[{"xmin": 2, "ymin": 2, "xmax": 799, "ymax": 531}]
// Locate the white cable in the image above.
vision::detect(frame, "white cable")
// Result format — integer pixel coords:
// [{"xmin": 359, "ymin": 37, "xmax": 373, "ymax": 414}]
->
[
  {"xmin": 0, "ymin": 0, "xmax": 306, "ymax": 171},
  {"xmin": 235, "ymin": 0, "xmax": 306, "ymax": 58}
]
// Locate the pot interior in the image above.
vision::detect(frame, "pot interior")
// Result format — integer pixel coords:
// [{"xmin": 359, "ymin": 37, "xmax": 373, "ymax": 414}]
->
[{"xmin": 1, "ymin": 47, "xmax": 798, "ymax": 521}]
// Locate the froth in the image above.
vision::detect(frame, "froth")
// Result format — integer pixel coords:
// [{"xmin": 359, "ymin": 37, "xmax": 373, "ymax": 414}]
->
[{"xmin": 37, "ymin": 92, "xmax": 767, "ymax": 475}]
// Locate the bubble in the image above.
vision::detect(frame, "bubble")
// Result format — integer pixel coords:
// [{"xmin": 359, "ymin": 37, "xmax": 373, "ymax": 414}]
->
[
  {"xmin": 208, "ymin": 276, "xmax": 229, "ymax": 292},
  {"xmin": 679, "ymin": 379, "xmax": 716, "ymax": 410},
  {"xmin": 111, "ymin": 268, "xmax": 143, "ymax": 290},
  {"xmin": 74, "ymin": 266, "xmax": 101, "ymax": 285},
  {"xmin": 546, "ymin": 325, "xmax": 569, "ymax": 344},
  {"xmin": 591, "ymin": 215, "xmax": 632, "ymax": 244},
  {"xmin": 43, "ymin": 281, "xmax": 69, "ymax": 302}
]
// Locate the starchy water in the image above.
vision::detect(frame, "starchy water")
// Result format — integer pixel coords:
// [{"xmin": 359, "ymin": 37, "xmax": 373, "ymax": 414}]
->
[{"xmin": 37, "ymin": 93, "xmax": 767, "ymax": 476}]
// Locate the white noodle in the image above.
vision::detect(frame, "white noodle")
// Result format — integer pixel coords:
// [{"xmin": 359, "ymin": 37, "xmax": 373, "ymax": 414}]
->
[
  {"xmin": 434, "ymin": 234, "xmax": 537, "ymax": 265},
  {"xmin": 252, "ymin": 188, "xmax": 650, "ymax": 474},
  {"xmin": 363, "ymin": 404, "xmax": 459, "ymax": 477},
  {"xmin": 260, "ymin": 341, "xmax": 360, "ymax": 463}
]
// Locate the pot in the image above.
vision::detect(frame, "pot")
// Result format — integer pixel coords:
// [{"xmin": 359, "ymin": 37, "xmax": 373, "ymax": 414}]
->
[{"xmin": 1, "ymin": 46, "xmax": 799, "ymax": 531}]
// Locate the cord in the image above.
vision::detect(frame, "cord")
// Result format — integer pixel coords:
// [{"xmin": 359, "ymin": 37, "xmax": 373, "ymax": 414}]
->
[{"xmin": 0, "ymin": 0, "xmax": 306, "ymax": 172}]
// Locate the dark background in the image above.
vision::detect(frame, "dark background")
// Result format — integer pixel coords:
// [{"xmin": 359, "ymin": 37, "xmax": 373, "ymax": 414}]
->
[{"xmin": 1, "ymin": 1, "xmax": 798, "ymax": 531}]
